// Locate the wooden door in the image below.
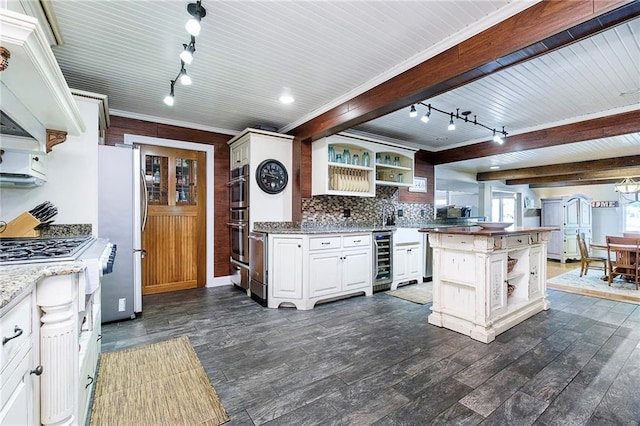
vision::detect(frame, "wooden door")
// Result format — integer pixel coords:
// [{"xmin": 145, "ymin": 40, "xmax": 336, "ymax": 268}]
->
[{"xmin": 139, "ymin": 145, "xmax": 206, "ymax": 295}]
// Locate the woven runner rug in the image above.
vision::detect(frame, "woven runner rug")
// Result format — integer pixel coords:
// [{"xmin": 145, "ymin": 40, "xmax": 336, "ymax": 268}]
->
[
  {"xmin": 90, "ymin": 336, "xmax": 229, "ymax": 426},
  {"xmin": 548, "ymin": 268, "xmax": 640, "ymax": 305},
  {"xmin": 385, "ymin": 281, "xmax": 433, "ymax": 304}
]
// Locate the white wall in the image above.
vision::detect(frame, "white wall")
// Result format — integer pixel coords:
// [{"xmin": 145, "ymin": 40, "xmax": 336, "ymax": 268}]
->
[
  {"xmin": 532, "ymin": 184, "xmax": 622, "ymax": 244},
  {"xmin": 0, "ymin": 98, "xmax": 99, "ymax": 233}
]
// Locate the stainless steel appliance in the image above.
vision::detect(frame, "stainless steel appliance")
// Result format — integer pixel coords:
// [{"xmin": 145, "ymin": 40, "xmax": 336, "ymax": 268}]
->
[
  {"xmin": 228, "ymin": 164, "xmax": 249, "ymax": 209},
  {"xmin": 97, "ymin": 144, "xmax": 144, "ymax": 322},
  {"xmin": 229, "ymin": 207, "xmax": 249, "ymax": 265},
  {"xmin": 0, "ymin": 236, "xmax": 116, "ymax": 283},
  {"xmin": 249, "ymin": 231, "xmax": 268, "ymax": 306},
  {"xmin": 423, "ymin": 232, "xmax": 433, "ymax": 281},
  {"xmin": 373, "ymin": 231, "xmax": 393, "ymax": 291}
]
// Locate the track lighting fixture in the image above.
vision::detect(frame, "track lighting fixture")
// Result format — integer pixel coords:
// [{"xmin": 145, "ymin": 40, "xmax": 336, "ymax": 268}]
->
[
  {"xmin": 420, "ymin": 105, "xmax": 431, "ymax": 123},
  {"xmin": 179, "ymin": 63, "xmax": 192, "ymax": 85},
  {"xmin": 180, "ymin": 36, "xmax": 196, "ymax": 64},
  {"xmin": 164, "ymin": 80, "xmax": 176, "ymax": 106},
  {"xmin": 186, "ymin": 1, "xmax": 206, "ymax": 36},
  {"xmin": 409, "ymin": 102, "xmax": 507, "ymax": 143},
  {"xmin": 447, "ymin": 113, "xmax": 455, "ymax": 131},
  {"xmin": 163, "ymin": 2, "xmax": 206, "ymax": 106}
]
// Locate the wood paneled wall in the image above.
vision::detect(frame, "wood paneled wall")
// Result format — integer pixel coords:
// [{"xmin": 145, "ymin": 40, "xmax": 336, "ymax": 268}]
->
[
  {"xmin": 399, "ymin": 150, "xmax": 435, "ymax": 204},
  {"xmin": 105, "ymin": 116, "xmax": 234, "ymax": 277}
]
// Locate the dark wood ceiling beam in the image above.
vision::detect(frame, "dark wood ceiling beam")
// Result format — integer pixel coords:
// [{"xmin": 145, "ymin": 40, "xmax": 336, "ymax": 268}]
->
[
  {"xmin": 289, "ymin": 0, "xmax": 637, "ymax": 142},
  {"xmin": 529, "ymin": 178, "xmax": 624, "ymax": 188},
  {"xmin": 478, "ymin": 153, "xmax": 640, "ymax": 181},
  {"xmin": 437, "ymin": 109, "xmax": 640, "ymax": 166},
  {"xmin": 505, "ymin": 167, "xmax": 640, "ymax": 185}
]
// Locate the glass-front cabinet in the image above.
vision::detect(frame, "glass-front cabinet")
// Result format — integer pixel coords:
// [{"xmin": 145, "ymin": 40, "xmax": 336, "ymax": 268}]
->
[{"xmin": 142, "ymin": 147, "xmax": 198, "ymax": 206}]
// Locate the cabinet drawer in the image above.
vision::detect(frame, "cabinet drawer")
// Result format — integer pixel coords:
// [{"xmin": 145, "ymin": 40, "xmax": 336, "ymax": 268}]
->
[
  {"xmin": 506, "ymin": 234, "xmax": 530, "ymax": 248},
  {"xmin": 1, "ymin": 295, "xmax": 32, "ymax": 373},
  {"xmin": 309, "ymin": 236, "xmax": 341, "ymax": 250},
  {"xmin": 343, "ymin": 234, "xmax": 370, "ymax": 248},
  {"xmin": 441, "ymin": 234, "xmax": 474, "ymax": 247}
]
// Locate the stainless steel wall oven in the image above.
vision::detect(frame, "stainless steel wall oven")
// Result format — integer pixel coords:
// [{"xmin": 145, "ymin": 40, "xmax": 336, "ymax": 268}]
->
[
  {"xmin": 228, "ymin": 207, "xmax": 249, "ymax": 265},
  {"xmin": 229, "ymin": 164, "xmax": 249, "ymax": 209}
]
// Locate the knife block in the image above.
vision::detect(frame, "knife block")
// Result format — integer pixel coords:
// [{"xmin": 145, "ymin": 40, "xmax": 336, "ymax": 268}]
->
[{"xmin": 1, "ymin": 212, "xmax": 42, "ymax": 238}]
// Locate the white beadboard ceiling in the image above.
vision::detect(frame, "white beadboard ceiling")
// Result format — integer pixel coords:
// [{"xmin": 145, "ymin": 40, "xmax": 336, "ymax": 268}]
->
[{"xmin": 12, "ymin": 0, "xmax": 640, "ymax": 176}]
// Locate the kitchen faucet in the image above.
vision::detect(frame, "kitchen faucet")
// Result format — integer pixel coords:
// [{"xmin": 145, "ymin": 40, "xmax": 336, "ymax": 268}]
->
[{"xmin": 381, "ymin": 202, "xmax": 395, "ymax": 226}]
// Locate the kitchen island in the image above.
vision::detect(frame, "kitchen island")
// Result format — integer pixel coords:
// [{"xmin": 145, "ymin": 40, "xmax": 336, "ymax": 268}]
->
[{"xmin": 422, "ymin": 226, "xmax": 556, "ymax": 343}]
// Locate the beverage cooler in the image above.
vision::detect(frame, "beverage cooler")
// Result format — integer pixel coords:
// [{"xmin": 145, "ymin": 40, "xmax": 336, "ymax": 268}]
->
[{"xmin": 373, "ymin": 231, "xmax": 393, "ymax": 292}]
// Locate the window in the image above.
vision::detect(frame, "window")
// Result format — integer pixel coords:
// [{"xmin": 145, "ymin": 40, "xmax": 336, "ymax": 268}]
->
[
  {"xmin": 491, "ymin": 191, "xmax": 515, "ymax": 222},
  {"xmin": 624, "ymin": 201, "xmax": 640, "ymax": 232}
]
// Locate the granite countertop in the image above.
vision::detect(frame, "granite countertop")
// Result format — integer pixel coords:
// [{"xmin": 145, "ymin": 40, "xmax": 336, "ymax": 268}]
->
[
  {"xmin": 0, "ymin": 261, "xmax": 85, "ymax": 312},
  {"xmin": 252, "ymin": 221, "xmax": 460, "ymax": 235},
  {"xmin": 424, "ymin": 226, "xmax": 558, "ymax": 236}
]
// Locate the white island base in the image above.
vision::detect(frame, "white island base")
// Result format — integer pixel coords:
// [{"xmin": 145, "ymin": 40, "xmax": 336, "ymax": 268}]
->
[{"xmin": 425, "ymin": 227, "xmax": 554, "ymax": 343}]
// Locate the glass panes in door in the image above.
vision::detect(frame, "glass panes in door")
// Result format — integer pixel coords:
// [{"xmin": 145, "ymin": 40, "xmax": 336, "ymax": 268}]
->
[
  {"xmin": 145, "ymin": 154, "xmax": 169, "ymax": 205},
  {"xmin": 175, "ymin": 157, "xmax": 197, "ymax": 205}
]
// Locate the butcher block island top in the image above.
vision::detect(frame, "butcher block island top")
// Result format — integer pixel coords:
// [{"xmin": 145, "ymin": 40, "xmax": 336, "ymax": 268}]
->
[
  {"xmin": 426, "ymin": 227, "xmax": 554, "ymax": 343},
  {"xmin": 421, "ymin": 225, "xmax": 559, "ymax": 236}
]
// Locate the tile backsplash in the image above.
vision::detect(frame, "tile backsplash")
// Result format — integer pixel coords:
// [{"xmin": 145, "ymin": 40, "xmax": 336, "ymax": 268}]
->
[{"xmin": 302, "ymin": 187, "xmax": 434, "ymax": 225}]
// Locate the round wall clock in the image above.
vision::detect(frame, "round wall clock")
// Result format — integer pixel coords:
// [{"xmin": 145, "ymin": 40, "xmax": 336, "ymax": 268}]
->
[{"xmin": 256, "ymin": 159, "xmax": 288, "ymax": 194}]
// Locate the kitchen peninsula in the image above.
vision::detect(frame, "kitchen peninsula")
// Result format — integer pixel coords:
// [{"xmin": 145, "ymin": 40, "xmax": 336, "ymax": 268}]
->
[{"xmin": 424, "ymin": 225, "xmax": 556, "ymax": 343}]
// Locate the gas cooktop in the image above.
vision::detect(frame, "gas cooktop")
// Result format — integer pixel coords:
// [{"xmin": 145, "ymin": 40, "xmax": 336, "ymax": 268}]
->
[{"xmin": 0, "ymin": 236, "xmax": 94, "ymax": 265}]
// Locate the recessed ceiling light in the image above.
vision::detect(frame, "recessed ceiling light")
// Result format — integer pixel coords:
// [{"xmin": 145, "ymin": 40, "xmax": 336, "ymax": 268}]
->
[
  {"xmin": 279, "ymin": 94, "xmax": 294, "ymax": 104},
  {"xmin": 490, "ymin": 165, "xmax": 500, "ymax": 170}
]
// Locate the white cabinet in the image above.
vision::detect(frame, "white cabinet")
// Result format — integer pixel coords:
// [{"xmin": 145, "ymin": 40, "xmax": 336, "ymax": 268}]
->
[
  {"xmin": 227, "ymin": 128, "xmax": 294, "ymax": 225},
  {"xmin": 392, "ymin": 228, "xmax": 423, "ymax": 290},
  {"xmin": 541, "ymin": 194, "xmax": 592, "ymax": 263},
  {"xmin": 312, "ymin": 134, "xmax": 416, "ymax": 197},
  {"xmin": 0, "ymin": 292, "xmax": 38, "ymax": 426},
  {"xmin": 230, "ymin": 140, "xmax": 250, "ymax": 167},
  {"xmin": 268, "ymin": 232, "xmax": 372, "ymax": 310},
  {"xmin": 270, "ymin": 237, "xmax": 304, "ymax": 300},
  {"xmin": 428, "ymin": 229, "xmax": 552, "ymax": 343}
]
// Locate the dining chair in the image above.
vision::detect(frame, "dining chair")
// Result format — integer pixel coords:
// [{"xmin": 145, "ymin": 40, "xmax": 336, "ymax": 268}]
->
[
  {"xmin": 606, "ymin": 236, "xmax": 640, "ymax": 290},
  {"xmin": 577, "ymin": 232, "xmax": 607, "ymax": 277}
]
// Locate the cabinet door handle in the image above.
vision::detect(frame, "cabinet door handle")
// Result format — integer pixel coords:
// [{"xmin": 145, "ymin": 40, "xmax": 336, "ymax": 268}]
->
[
  {"xmin": 86, "ymin": 375, "xmax": 94, "ymax": 389},
  {"xmin": 97, "ymin": 334, "xmax": 103, "ymax": 341},
  {"xmin": 517, "ymin": 239, "xmax": 523, "ymax": 243},
  {"xmin": 30, "ymin": 365, "xmax": 44, "ymax": 376},
  {"xmin": 2, "ymin": 326, "xmax": 23, "ymax": 345}
]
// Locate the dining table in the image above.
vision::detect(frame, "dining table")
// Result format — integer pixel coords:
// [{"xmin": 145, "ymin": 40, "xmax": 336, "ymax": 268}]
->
[{"xmin": 591, "ymin": 237, "xmax": 640, "ymax": 287}]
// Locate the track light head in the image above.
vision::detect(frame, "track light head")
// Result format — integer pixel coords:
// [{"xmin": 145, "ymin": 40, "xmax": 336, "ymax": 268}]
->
[
  {"xmin": 448, "ymin": 113, "xmax": 455, "ymax": 131},
  {"xmin": 164, "ymin": 80, "xmax": 176, "ymax": 106},
  {"xmin": 180, "ymin": 38, "xmax": 196, "ymax": 64},
  {"xmin": 409, "ymin": 104, "xmax": 417, "ymax": 118},
  {"xmin": 186, "ymin": 1, "xmax": 206, "ymax": 36},
  {"xmin": 420, "ymin": 109, "xmax": 430, "ymax": 123},
  {"xmin": 492, "ymin": 130, "xmax": 504, "ymax": 144}
]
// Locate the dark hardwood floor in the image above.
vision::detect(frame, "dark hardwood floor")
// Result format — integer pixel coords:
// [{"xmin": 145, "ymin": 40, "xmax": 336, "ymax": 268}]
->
[{"xmin": 101, "ymin": 283, "xmax": 640, "ymax": 425}]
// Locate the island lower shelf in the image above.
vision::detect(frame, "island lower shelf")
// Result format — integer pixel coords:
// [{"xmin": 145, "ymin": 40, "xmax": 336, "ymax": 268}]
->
[{"xmin": 426, "ymin": 227, "xmax": 552, "ymax": 343}]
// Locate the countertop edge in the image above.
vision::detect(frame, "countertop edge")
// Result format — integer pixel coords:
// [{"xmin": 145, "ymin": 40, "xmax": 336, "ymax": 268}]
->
[
  {"xmin": 0, "ymin": 261, "xmax": 86, "ymax": 313},
  {"xmin": 422, "ymin": 226, "xmax": 559, "ymax": 236}
]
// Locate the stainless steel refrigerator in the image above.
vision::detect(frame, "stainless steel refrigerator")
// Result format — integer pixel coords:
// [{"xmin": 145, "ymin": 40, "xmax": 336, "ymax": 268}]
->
[{"xmin": 98, "ymin": 144, "xmax": 143, "ymax": 322}]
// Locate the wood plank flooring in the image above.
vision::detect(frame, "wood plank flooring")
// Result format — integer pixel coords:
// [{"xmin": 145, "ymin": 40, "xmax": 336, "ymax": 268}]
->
[{"xmin": 101, "ymin": 269, "xmax": 640, "ymax": 425}]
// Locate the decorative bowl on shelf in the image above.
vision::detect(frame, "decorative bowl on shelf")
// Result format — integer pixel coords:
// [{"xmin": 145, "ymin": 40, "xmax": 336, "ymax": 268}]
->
[{"xmin": 477, "ymin": 222, "xmax": 513, "ymax": 230}]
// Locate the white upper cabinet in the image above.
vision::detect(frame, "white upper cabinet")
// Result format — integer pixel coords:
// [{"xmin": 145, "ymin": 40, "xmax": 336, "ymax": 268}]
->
[
  {"xmin": 0, "ymin": 9, "xmax": 85, "ymax": 153},
  {"xmin": 312, "ymin": 134, "xmax": 416, "ymax": 197}
]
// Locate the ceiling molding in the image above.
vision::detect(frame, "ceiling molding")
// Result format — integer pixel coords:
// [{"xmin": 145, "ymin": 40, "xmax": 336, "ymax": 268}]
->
[{"xmin": 289, "ymin": 0, "xmax": 638, "ymax": 142}]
